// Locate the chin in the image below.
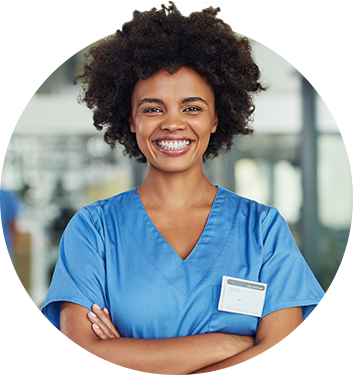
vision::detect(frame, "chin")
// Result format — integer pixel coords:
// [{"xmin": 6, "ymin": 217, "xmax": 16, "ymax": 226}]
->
[{"xmin": 151, "ymin": 159, "xmax": 203, "ymax": 175}]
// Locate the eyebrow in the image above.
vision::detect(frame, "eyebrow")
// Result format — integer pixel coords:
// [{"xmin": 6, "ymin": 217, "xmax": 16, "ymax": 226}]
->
[
  {"xmin": 137, "ymin": 97, "xmax": 208, "ymax": 108},
  {"xmin": 182, "ymin": 97, "xmax": 208, "ymax": 106},
  {"xmin": 137, "ymin": 98, "xmax": 164, "ymax": 107}
]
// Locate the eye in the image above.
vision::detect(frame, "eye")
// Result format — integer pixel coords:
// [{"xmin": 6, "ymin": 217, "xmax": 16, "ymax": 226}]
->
[
  {"xmin": 144, "ymin": 107, "xmax": 162, "ymax": 113},
  {"xmin": 184, "ymin": 106, "xmax": 202, "ymax": 112}
]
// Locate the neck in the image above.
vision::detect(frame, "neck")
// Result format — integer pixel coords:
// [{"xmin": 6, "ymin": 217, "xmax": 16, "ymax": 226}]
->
[{"xmin": 137, "ymin": 162, "xmax": 216, "ymax": 208}]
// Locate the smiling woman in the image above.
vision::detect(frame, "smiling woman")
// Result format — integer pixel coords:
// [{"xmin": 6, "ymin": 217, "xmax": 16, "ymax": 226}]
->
[
  {"xmin": 41, "ymin": 2, "xmax": 324, "ymax": 374},
  {"xmin": 129, "ymin": 68, "xmax": 218, "ymax": 174}
]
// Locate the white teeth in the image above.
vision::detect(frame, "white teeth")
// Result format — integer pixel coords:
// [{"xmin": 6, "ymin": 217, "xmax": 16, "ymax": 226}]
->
[{"xmin": 157, "ymin": 140, "xmax": 191, "ymax": 150}]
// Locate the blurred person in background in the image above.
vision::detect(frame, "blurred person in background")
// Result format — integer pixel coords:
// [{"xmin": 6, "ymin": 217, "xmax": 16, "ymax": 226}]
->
[
  {"xmin": 41, "ymin": 3, "xmax": 324, "ymax": 373},
  {"xmin": 0, "ymin": 189, "xmax": 19, "ymax": 341}
]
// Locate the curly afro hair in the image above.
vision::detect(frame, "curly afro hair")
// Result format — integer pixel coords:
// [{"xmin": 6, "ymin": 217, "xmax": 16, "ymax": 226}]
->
[{"xmin": 74, "ymin": 2, "xmax": 265, "ymax": 163}]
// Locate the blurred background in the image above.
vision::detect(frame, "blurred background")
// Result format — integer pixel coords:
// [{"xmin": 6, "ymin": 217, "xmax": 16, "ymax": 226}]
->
[{"xmin": 1, "ymin": 38, "xmax": 352, "ymax": 307}]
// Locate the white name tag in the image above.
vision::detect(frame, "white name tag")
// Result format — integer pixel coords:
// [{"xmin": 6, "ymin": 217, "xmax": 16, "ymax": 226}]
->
[{"xmin": 218, "ymin": 276, "xmax": 267, "ymax": 318}]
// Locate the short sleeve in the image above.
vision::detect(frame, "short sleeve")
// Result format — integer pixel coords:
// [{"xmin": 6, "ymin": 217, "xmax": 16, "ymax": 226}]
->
[
  {"xmin": 259, "ymin": 208, "xmax": 325, "ymax": 320},
  {"xmin": 41, "ymin": 207, "xmax": 107, "ymax": 330}
]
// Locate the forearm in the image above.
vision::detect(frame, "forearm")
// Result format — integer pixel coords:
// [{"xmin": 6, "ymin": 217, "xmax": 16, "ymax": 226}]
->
[
  {"xmin": 188, "ymin": 345, "xmax": 299, "ymax": 375},
  {"xmin": 82, "ymin": 333, "xmax": 253, "ymax": 374},
  {"xmin": 192, "ymin": 307, "xmax": 303, "ymax": 375},
  {"xmin": 60, "ymin": 302, "xmax": 254, "ymax": 374}
]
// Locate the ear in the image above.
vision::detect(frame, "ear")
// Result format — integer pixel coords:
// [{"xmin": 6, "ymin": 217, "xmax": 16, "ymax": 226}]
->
[
  {"xmin": 128, "ymin": 116, "xmax": 136, "ymax": 133},
  {"xmin": 211, "ymin": 112, "xmax": 218, "ymax": 133}
]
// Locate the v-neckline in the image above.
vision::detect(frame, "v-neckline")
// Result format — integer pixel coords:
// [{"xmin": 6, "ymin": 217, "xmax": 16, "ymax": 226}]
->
[
  {"xmin": 126, "ymin": 186, "xmax": 235, "ymax": 296},
  {"xmin": 134, "ymin": 185, "xmax": 220, "ymax": 262}
]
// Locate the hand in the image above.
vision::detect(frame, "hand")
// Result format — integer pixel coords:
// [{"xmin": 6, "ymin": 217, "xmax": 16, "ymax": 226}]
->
[{"xmin": 87, "ymin": 304, "xmax": 121, "ymax": 340}]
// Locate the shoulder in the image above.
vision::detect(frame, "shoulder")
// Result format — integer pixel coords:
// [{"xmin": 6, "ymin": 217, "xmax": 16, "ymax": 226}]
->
[
  {"xmin": 217, "ymin": 185, "xmax": 274, "ymax": 220},
  {"xmin": 78, "ymin": 188, "xmax": 138, "ymax": 219},
  {"xmin": 66, "ymin": 188, "xmax": 138, "ymax": 234},
  {"xmin": 216, "ymin": 186, "xmax": 288, "ymax": 244},
  {"xmin": 59, "ymin": 189, "xmax": 138, "ymax": 259}
]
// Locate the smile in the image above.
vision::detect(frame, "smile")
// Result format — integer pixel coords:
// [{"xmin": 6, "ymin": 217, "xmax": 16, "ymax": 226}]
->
[{"xmin": 156, "ymin": 140, "xmax": 191, "ymax": 150}]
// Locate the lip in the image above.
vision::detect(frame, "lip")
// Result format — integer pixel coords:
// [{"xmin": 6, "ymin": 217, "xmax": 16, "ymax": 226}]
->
[
  {"xmin": 153, "ymin": 136, "xmax": 194, "ymax": 142},
  {"xmin": 152, "ymin": 137, "xmax": 194, "ymax": 156}
]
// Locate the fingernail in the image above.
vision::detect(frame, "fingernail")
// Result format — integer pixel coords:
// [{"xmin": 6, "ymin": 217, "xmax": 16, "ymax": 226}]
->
[
  {"xmin": 89, "ymin": 311, "xmax": 97, "ymax": 318},
  {"xmin": 93, "ymin": 323, "xmax": 100, "ymax": 330},
  {"xmin": 103, "ymin": 308, "xmax": 110, "ymax": 315},
  {"xmin": 93, "ymin": 304, "xmax": 101, "ymax": 310}
]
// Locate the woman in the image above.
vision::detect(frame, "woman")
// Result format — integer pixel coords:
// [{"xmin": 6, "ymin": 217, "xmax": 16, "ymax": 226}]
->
[{"xmin": 41, "ymin": 3, "xmax": 324, "ymax": 373}]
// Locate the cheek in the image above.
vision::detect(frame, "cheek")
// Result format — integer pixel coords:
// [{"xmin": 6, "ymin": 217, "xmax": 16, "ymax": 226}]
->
[
  {"xmin": 134, "ymin": 132, "xmax": 146, "ymax": 150},
  {"xmin": 193, "ymin": 122, "xmax": 214, "ymax": 142},
  {"xmin": 133, "ymin": 126, "xmax": 152, "ymax": 153}
]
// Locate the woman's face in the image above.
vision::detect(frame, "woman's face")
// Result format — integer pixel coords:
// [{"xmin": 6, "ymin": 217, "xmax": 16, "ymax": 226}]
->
[{"xmin": 129, "ymin": 67, "xmax": 218, "ymax": 174}]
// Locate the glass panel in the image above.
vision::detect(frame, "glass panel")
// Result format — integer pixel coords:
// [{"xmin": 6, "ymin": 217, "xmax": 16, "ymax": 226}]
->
[
  {"xmin": 273, "ymin": 160, "xmax": 302, "ymax": 224},
  {"xmin": 234, "ymin": 158, "xmax": 270, "ymax": 205},
  {"xmin": 318, "ymin": 134, "xmax": 353, "ymax": 229}
]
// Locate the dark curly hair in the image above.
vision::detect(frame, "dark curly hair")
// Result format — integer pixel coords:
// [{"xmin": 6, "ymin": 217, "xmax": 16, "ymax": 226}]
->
[{"xmin": 74, "ymin": 2, "xmax": 265, "ymax": 163}]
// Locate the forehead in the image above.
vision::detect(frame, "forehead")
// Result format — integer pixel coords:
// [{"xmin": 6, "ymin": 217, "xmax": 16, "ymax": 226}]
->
[{"xmin": 131, "ymin": 67, "xmax": 214, "ymax": 102}]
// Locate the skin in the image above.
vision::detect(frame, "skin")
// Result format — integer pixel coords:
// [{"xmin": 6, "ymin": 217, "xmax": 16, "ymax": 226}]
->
[
  {"xmin": 60, "ymin": 67, "xmax": 303, "ymax": 373},
  {"xmin": 61, "ymin": 302, "xmax": 255, "ymax": 374},
  {"xmin": 129, "ymin": 67, "xmax": 219, "ymax": 259}
]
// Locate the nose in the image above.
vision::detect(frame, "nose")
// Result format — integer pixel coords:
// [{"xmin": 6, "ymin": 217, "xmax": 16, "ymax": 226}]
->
[{"xmin": 160, "ymin": 111, "xmax": 186, "ymax": 132}]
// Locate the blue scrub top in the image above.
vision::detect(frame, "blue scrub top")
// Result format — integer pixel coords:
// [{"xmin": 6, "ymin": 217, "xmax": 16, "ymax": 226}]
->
[{"xmin": 42, "ymin": 186, "xmax": 324, "ymax": 338}]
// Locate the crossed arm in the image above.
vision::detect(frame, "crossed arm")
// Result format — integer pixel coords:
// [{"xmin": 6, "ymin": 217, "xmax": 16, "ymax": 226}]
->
[{"xmin": 60, "ymin": 302, "xmax": 302, "ymax": 374}]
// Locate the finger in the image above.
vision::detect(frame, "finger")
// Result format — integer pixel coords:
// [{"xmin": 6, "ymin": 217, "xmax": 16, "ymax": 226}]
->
[
  {"xmin": 91, "ymin": 305, "xmax": 121, "ymax": 338},
  {"xmin": 92, "ymin": 304, "xmax": 114, "ymax": 329},
  {"xmin": 92, "ymin": 323, "xmax": 110, "ymax": 340},
  {"xmin": 102, "ymin": 308, "xmax": 121, "ymax": 337},
  {"xmin": 88, "ymin": 311, "xmax": 116, "ymax": 339},
  {"xmin": 103, "ymin": 307, "xmax": 110, "ymax": 316}
]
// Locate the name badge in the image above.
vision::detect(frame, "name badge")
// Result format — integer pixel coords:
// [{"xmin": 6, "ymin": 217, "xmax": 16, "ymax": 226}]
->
[{"xmin": 218, "ymin": 276, "xmax": 267, "ymax": 318}]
